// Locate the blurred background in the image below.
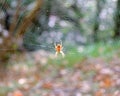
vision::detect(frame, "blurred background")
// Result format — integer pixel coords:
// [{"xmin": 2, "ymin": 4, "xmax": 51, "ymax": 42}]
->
[{"xmin": 0, "ymin": 0, "xmax": 120, "ymax": 96}]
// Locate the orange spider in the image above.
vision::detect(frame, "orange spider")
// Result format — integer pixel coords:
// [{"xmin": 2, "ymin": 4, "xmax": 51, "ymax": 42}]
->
[{"xmin": 54, "ymin": 41, "xmax": 65, "ymax": 57}]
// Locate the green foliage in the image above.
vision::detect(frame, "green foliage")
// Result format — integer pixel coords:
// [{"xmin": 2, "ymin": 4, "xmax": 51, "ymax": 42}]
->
[
  {"xmin": 22, "ymin": 0, "xmax": 34, "ymax": 5},
  {"xmin": 23, "ymin": 29, "xmax": 40, "ymax": 51},
  {"xmin": 48, "ymin": 40, "xmax": 120, "ymax": 68}
]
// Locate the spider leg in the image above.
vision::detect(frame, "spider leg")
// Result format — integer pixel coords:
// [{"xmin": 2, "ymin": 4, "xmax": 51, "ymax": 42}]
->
[
  {"xmin": 60, "ymin": 51, "xmax": 65, "ymax": 57},
  {"xmin": 55, "ymin": 52, "xmax": 58, "ymax": 57},
  {"xmin": 54, "ymin": 42, "xmax": 57, "ymax": 48},
  {"xmin": 60, "ymin": 40, "xmax": 62, "ymax": 46}
]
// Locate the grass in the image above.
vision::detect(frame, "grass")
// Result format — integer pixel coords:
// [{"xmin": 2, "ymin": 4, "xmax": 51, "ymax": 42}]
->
[{"xmin": 48, "ymin": 40, "xmax": 120, "ymax": 67}]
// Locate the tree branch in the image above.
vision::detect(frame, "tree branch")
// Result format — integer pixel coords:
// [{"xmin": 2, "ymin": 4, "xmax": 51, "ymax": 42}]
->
[{"xmin": 16, "ymin": 0, "xmax": 43, "ymax": 37}]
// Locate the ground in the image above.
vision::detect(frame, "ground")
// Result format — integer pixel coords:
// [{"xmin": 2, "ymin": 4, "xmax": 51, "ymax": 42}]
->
[{"xmin": 0, "ymin": 49, "xmax": 120, "ymax": 96}]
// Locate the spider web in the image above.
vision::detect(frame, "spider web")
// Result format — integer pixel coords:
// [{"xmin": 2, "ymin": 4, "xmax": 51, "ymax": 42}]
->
[{"xmin": 0, "ymin": 0, "xmax": 79, "ymax": 56}]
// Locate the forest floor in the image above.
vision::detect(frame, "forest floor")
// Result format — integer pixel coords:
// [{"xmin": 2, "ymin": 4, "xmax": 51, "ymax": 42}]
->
[{"xmin": 0, "ymin": 47, "xmax": 120, "ymax": 96}]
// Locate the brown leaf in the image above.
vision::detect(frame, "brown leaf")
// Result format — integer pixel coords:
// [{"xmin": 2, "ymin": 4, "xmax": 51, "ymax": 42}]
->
[
  {"xmin": 13, "ymin": 90, "xmax": 23, "ymax": 96},
  {"xmin": 42, "ymin": 82, "xmax": 53, "ymax": 89},
  {"xmin": 94, "ymin": 90, "xmax": 103, "ymax": 96},
  {"xmin": 100, "ymin": 77, "xmax": 112, "ymax": 88}
]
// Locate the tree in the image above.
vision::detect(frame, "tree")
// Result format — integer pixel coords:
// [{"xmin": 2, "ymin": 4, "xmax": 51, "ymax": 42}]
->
[
  {"xmin": 113, "ymin": 0, "xmax": 120, "ymax": 38},
  {"xmin": 93, "ymin": 0, "xmax": 105, "ymax": 42},
  {"xmin": 0, "ymin": 0, "xmax": 43, "ymax": 79}
]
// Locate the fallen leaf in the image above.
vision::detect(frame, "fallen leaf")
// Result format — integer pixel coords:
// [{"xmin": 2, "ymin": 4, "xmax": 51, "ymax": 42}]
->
[
  {"xmin": 100, "ymin": 77, "xmax": 112, "ymax": 88},
  {"xmin": 42, "ymin": 82, "xmax": 53, "ymax": 89},
  {"xmin": 13, "ymin": 90, "xmax": 23, "ymax": 96},
  {"xmin": 94, "ymin": 90, "xmax": 103, "ymax": 96}
]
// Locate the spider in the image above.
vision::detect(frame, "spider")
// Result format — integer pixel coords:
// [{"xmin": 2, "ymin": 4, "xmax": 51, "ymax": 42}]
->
[{"xmin": 54, "ymin": 41, "xmax": 65, "ymax": 57}]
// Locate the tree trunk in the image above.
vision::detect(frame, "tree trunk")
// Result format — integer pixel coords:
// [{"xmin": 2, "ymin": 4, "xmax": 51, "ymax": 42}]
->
[
  {"xmin": 113, "ymin": 0, "xmax": 120, "ymax": 38},
  {"xmin": 93, "ymin": 0, "xmax": 105, "ymax": 42},
  {"xmin": 0, "ymin": 0, "xmax": 43, "ymax": 79}
]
